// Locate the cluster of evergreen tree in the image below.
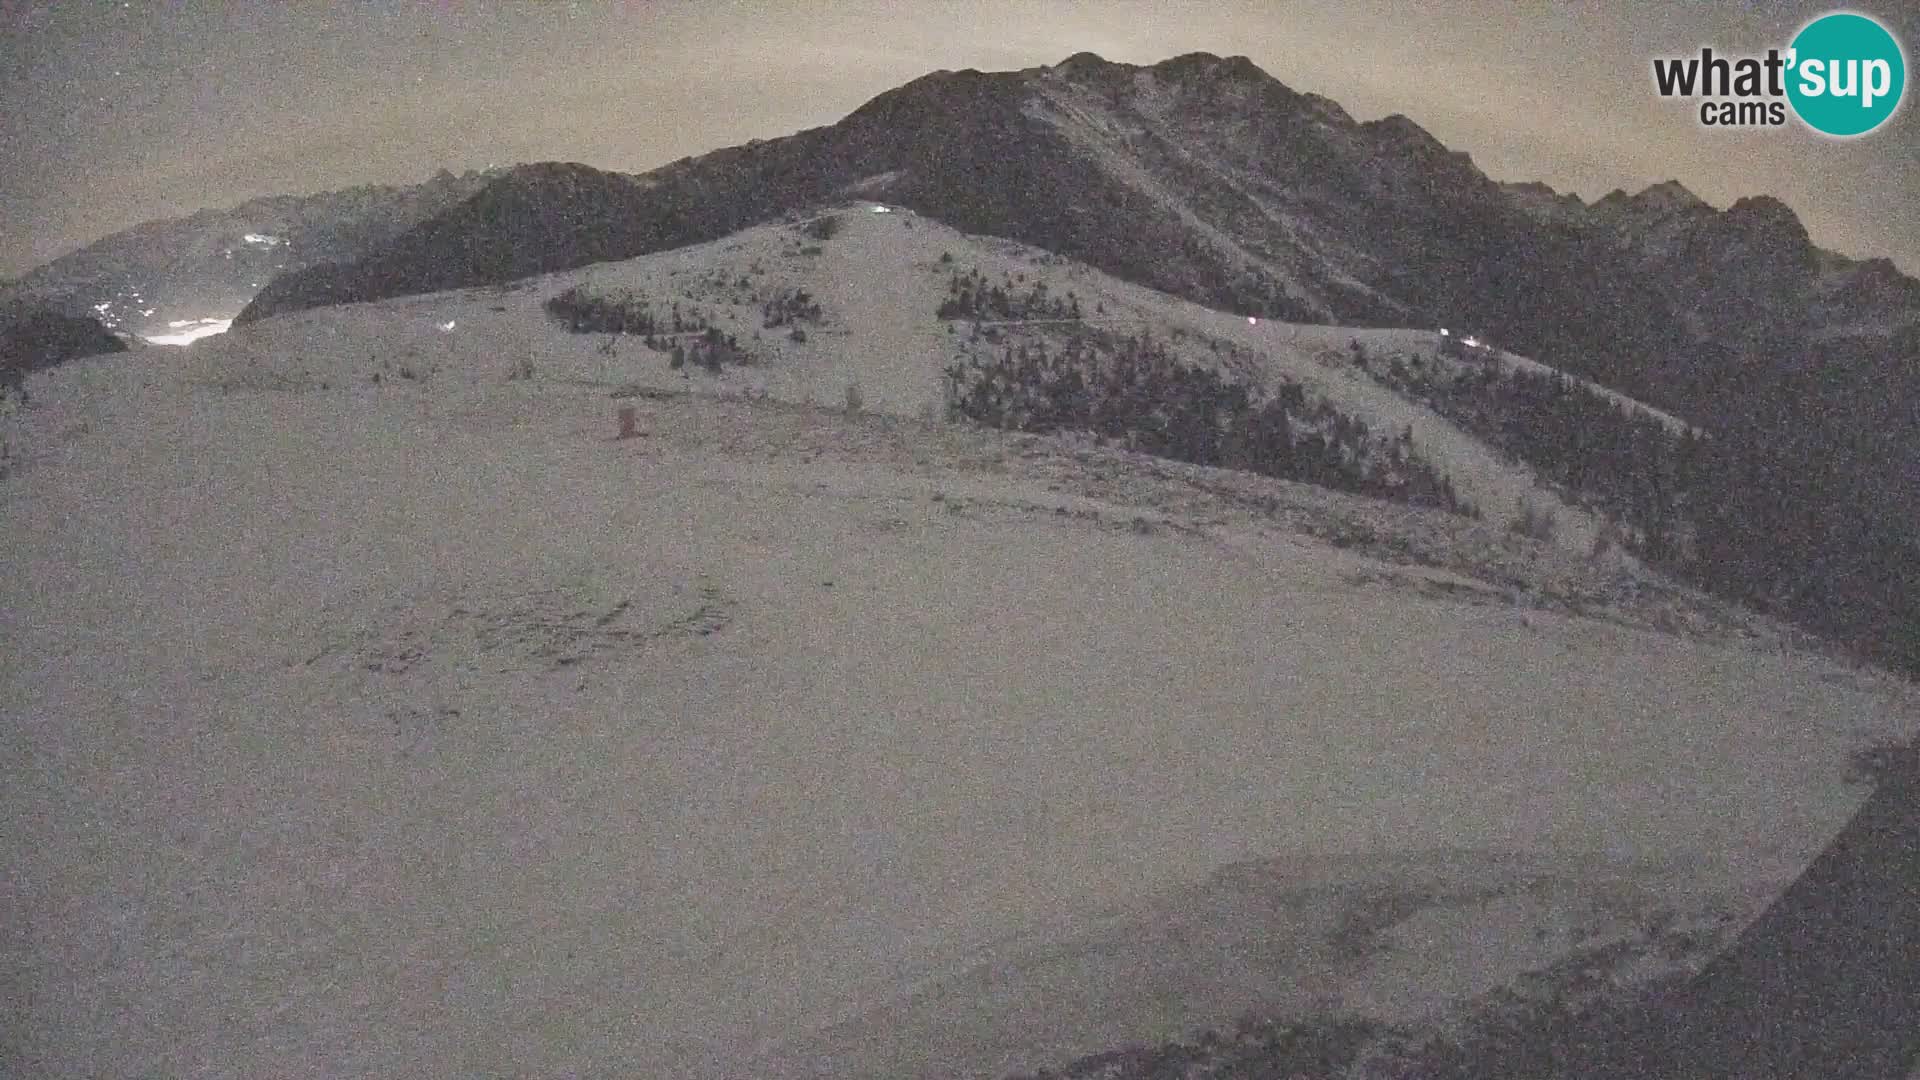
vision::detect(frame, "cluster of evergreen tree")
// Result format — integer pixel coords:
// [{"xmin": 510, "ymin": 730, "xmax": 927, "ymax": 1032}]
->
[
  {"xmin": 1349, "ymin": 339, "xmax": 1920, "ymax": 676},
  {"xmin": 545, "ymin": 288, "xmax": 729, "ymax": 340},
  {"xmin": 945, "ymin": 330, "xmax": 1472, "ymax": 516},
  {"xmin": 1350, "ymin": 342, "xmax": 1693, "ymax": 557},
  {"xmin": 545, "ymin": 287, "xmax": 750, "ymax": 373},
  {"xmin": 667, "ymin": 325, "xmax": 747, "ymax": 375},
  {"xmin": 801, "ymin": 214, "xmax": 842, "ymax": 241},
  {"xmin": 761, "ymin": 287, "xmax": 823, "ymax": 328},
  {"xmin": 936, "ymin": 266, "xmax": 1082, "ymax": 322},
  {"xmin": 544, "ymin": 286, "xmax": 663, "ymax": 335}
]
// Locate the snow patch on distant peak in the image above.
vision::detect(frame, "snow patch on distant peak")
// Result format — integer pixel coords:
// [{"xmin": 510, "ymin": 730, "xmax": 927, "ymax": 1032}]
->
[{"xmin": 841, "ymin": 171, "xmax": 903, "ymax": 197}]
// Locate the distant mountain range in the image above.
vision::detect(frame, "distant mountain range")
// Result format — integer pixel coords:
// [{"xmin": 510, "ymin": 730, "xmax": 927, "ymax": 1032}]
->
[
  {"xmin": 14, "ymin": 51, "xmax": 1914, "ymax": 404},
  {"xmin": 2, "ymin": 168, "xmax": 500, "ymax": 339},
  {"xmin": 232, "ymin": 53, "xmax": 1915, "ymax": 419}
]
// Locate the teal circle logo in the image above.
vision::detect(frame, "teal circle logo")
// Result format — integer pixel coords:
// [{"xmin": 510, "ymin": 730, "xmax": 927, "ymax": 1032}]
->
[{"xmin": 1786, "ymin": 11, "xmax": 1906, "ymax": 137}]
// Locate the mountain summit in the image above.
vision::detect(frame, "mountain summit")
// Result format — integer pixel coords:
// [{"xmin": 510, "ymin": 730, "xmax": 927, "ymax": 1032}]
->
[{"xmin": 240, "ymin": 50, "xmax": 1517, "ymax": 328}]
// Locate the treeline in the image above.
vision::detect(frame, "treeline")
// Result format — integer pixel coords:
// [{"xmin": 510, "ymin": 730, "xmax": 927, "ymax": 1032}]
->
[
  {"xmin": 1350, "ymin": 339, "xmax": 1920, "ymax": 675},
  {"xmin": 936, "ymin": 266, "xmax": 1083, "ymax": 321},
  {"xmin": 1351, "ymin": 343, "xmax": 1692, "ymax": 556},
  {"xmin": 946, "ymin": 330, "xmax": 1474, "ymax": 516}
]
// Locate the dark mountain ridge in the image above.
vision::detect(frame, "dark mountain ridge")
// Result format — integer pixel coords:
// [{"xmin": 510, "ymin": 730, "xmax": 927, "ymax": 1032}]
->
[
  {"xmin": 4, "ymin": 168, "xmax": 500, "ymax": 338},
  {"xmin": 237, "ymin": 54, "xmax": 1915, "ymax": 395},
  {"xmin": 0, "ymin": 306, "xmax": 127, "ymax": 384}
]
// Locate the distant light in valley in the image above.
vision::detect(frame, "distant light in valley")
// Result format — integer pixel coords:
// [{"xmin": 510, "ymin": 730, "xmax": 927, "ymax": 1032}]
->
[{"xmin": 145, "ymin": 318, "xmax": 233, "ymax": 345}]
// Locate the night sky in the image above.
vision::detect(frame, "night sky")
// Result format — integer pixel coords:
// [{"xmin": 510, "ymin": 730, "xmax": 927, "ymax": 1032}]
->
[{"xmin": 2, "ymin": 0, "xmax": 1915, "ymax": 278}]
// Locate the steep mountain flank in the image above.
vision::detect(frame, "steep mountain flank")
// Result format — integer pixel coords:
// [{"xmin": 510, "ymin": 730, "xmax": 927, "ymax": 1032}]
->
[{"xmin": 4, "ymin": 169, "xmax": 497, "ymax": 338}]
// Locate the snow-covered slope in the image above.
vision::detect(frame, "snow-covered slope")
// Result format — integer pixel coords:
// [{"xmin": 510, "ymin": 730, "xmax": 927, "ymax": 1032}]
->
[
  {"xmin": 4, "ymin": 208, "xmax": 1916, "ymax": 1080},
  {"xmin": 199, "ymin": 208, "xmax": 1677, "ymax": 559}
]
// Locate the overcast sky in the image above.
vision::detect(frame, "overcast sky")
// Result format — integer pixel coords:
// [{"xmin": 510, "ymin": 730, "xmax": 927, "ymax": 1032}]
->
[{"xmin": 2, "ymin": 0, "xmax": 1915, "ymax": 278}]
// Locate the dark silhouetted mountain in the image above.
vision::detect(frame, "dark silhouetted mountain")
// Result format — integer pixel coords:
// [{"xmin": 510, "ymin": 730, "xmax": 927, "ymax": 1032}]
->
[
  {"xmin": 0, "ymin": 305, "xmax": 128, "ymax": 378},
  {"xmin": 243, "ymin": 52, "xmax": 1520, "ymax": 327},
  {"xmin": 237, "ymin": 55, "xmax": 1917, "ymax": 390},
  {"xmin": 1810, "ymin": 253, "xmax": 1920, "ymax": 334},
  {"xmin": 3, "ymin": 168, "xmax": 499, "ymax": 338}
]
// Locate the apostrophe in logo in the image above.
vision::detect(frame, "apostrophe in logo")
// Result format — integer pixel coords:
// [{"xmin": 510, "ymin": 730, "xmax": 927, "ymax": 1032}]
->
[
  {"xmin": 1786, "ymin": 11, "xmax": 1906, "ymax": 137},
  {"xmin": 1650, "ymin": 10, "xmax": 1907, "ymax": 137}
]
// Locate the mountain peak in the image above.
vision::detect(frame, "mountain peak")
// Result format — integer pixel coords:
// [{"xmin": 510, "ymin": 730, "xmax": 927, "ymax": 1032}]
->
[
  {"xmin": 1364, "ymin": 113, "xmax": 1453, "ymax": 158},
  {"xmin": 1152, "ymin": 51, "xmax": 1267, "ymax": 82},
  {"xmin": 1055, "ymin": 51, "xmax": 1115, "ymax": 73},
  {"xmin": 1726, "ymin": 193, "xmax": 1800, "ymax": 226},
  {"xmin": 1633, "ymin": 180, "xmax": 1708, "ymax": 212},
  {"xmin": 1718, "ymin": 195, "xmax": 1813, "ymax": 258},
  {"xmin": 1591, "ymin": 181, "xmax": 1711, "ymax": 220}
]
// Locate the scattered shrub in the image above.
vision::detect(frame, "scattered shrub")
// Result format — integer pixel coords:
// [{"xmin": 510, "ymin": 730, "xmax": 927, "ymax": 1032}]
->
[
  {"xmin": 1589, "ymin": 517, "xmax": 1625, "ymax": 562},
  {"xmin": 802, "ymin": 214, "xmax": 842, "ymax": 241},
  {"xmin": 936, "ymin": 265, "xmax": 1082, "ymax": 321},
  {"xmin": 763, "ymin": 287, "xmax": 823, "ymax": 329},
  {"xmin": 1510, "ymin": 499, "xmax": 1559, "ymax": 543}
]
